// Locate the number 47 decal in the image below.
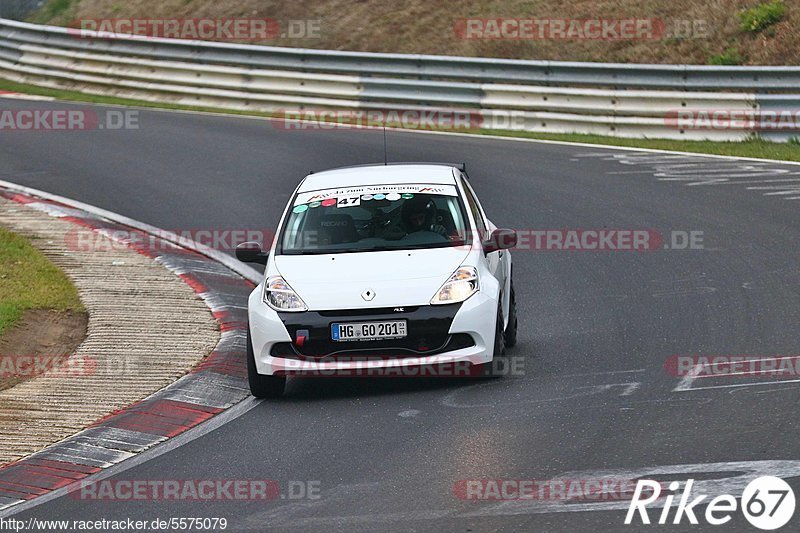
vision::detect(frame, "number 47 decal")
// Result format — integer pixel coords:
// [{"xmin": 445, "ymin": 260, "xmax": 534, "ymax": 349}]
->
[{"xmin": 337, "ymin": 196, "xmax": 361, "ymax": 208}]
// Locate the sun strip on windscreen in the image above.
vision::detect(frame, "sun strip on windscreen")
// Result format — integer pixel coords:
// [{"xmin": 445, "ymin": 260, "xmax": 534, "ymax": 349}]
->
[{"xmin": 294, "ymin": 184, "xmax": 458, "ymax": 206}]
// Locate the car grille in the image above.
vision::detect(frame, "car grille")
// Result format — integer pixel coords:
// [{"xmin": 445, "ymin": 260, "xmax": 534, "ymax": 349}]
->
[
  {"xmin": 271, "ymin": 333, "xmax": 474, "ymax": 361},
  {"xmin": 270, "ymin": 304, "xmax": 472, "ymax": 361}
]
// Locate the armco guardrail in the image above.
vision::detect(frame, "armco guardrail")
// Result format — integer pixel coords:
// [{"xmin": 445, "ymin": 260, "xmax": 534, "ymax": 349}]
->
[{"xmin": 0, "ymin": 18, "xmax": 797, "ymax": 141}]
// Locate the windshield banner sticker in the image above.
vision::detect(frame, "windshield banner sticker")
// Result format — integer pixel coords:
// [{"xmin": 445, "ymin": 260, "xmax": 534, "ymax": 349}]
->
[{"xmin": 295, "ymin": 184, "xmax": 457, "ymax": 205}]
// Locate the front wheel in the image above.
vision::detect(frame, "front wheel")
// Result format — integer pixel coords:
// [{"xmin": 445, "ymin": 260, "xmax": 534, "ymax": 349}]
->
[
  {"xmin": 492, "ymin": 303, "xmax": 507, "ymax": 358},
  {"xmin": 472, "ymin": 304, "xmax": 507, "ymax": 378},
  {"xmin": 247, "ymin": 329, "xmax": 286, "ymax": 398}
]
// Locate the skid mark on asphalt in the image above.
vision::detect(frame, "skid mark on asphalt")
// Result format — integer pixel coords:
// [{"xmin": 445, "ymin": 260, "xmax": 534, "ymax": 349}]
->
[
  {"xmin": 673, "ymin": 356, "xmax": 800, "ymax": 392},
  {"xmin": 574, "ymin": 152, "xmax": 800, "ymax": 200},
  {"xmin": 613, "ymin": 270, "xmax": 800, "ymax": 300},
  {"xmin": 242, "ymin": 481, "xmax": 453, "ymax": 527},
  {"xmin": 458, "ymin": 460, "xmax": 800, "ymax": 518},
  {"xmin": 240, "ymin": 460, "xmax": 800, "ymax": 527},
  {"xmin": 650, "ymin": 286, "xmax": 717, "ymax": 298},
  {"xmin": 740, "ymin": 269, "xmax": 800, "ymax": 292},
  {"xmin": 607, "ymin": 275, "xmax": 720, "ymax": 301},
  {"xmin": 440, "ymin": 368, "xmax": 721, "ymax": 410},
  {"xmin": 556, "ymin": 368, "xmax": 644, "ymax": 378},
  {"xmin": 440, "ymin": 372, "xmax": 644, "ymax": 409}
]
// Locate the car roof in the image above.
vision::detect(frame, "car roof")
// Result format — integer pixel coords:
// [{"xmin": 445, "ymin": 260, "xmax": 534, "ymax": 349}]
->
[{"xmin": 297, "ymin": 163, "xmax": 460, "ymax": 193}]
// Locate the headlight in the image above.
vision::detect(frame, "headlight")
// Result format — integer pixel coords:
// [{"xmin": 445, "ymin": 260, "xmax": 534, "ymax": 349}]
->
[
  {"xmin": 263, "ymin": 276, "xmax": 308, "ymax": 312},
  {"xmin": 430, "ymin": 266, "xmax": 479, "ymax": 305}
]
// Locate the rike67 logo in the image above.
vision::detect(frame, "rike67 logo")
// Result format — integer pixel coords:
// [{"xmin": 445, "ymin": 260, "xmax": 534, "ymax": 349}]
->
[{"xmin": 626, "ymin": 476, "xmax": 795, "ymax": 529}]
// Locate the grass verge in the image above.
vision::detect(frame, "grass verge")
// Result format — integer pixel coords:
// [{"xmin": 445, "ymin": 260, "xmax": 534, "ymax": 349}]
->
[
  {"xmin": 1, "ymin": 77, "xmax": 799, "ymax": 163},
  {"xmin": 0, "ymin": 227, "xmax": 84, "ymax": 337},
  {"xmin": 739, "ymin": 0, "xmax": 786, "ymax": 33}
]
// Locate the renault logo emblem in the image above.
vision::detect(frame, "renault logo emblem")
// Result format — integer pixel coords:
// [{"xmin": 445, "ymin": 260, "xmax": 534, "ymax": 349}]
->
[{"xmin": 361, "ymin": 289, "xmax": 375, "ymax": 301}]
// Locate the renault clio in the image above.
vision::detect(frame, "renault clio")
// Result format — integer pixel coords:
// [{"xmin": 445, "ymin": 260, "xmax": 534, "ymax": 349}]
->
[{"xmin": 236, "ymin": 163, "xmax": 517, "ymax": 397}]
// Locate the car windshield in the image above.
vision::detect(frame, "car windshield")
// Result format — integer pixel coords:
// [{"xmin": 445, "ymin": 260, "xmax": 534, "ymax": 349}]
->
[{"xmin": 279, "ymin": 183, "xmax": 469, "ymax": 255}]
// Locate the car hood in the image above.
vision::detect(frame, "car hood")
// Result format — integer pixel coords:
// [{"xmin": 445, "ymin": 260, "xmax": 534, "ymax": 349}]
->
[{"xmin": 274, "ymin": 246, "xmax": 472, "ymax": 310}]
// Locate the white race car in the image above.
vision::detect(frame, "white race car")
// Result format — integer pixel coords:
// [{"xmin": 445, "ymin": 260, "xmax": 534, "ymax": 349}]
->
[{"xmin": 236, "ymin": 163, "xmax": 517, "ymax": 397}]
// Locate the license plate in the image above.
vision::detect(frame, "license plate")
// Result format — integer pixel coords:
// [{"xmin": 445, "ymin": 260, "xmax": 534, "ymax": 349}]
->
[{"xmin": 331, "ymin": 320, "xmax": 407, "ymax": 341}]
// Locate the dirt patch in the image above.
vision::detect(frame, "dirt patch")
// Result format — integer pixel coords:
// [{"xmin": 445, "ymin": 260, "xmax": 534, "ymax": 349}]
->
[{"xmin": 0, "ymin": 309, "xmax": 88, "ymax": 391}]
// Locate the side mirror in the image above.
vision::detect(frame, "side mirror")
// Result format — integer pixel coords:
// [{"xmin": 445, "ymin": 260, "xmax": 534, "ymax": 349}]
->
[
  {"xmin": 483, "ymin": 228, "xmax": 517, "ymax": 254},
  {"xmin": 235, "ymin": 241, "xmax": 269, "ymax": 265}
]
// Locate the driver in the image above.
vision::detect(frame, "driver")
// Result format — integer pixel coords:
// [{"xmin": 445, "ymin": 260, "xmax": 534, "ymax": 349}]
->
[
  {"xmin": 395, "ymin": 197, "xmax": 447, "ymax": 236},
  {"xmin": 403, "ymin": 197, "xmax": 434, "ymax": 232}
]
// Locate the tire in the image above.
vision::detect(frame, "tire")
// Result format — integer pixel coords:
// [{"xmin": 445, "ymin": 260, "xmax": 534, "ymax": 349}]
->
[
  {"xmin": 247, "ymin": 329, "xmax": 286, "ymax": 398},
  {"xmin": 492, "ymin": 303, "xmax": 507, "ymax": 358},
  {"xmin": 504, "ymin": 279, "xmax": 518, "ymax": 348},
  {"xmin": 472, "ymin": 304, "xmax": 506, "ymax": 378}
]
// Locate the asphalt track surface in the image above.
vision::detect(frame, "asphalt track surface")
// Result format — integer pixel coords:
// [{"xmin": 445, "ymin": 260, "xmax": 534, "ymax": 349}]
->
[{"xmin": 3, "ymin": 100, "xmax": 800, "ymax": 532}]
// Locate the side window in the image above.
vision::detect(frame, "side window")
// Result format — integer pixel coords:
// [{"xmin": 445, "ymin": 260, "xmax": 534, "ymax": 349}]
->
[{"xmin": 461, "ymin": 177, "xmax": 486, "ymax": 240}]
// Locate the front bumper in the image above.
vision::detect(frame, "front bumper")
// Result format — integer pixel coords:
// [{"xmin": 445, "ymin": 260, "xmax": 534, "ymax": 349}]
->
[{"xmin": 248, "ymin": 288, "xmax": 498, "ymax": 375}]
